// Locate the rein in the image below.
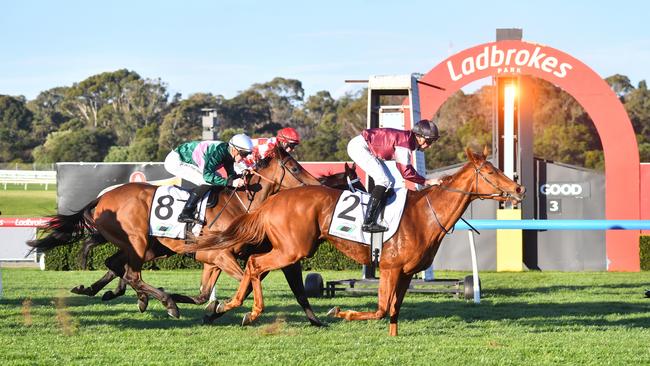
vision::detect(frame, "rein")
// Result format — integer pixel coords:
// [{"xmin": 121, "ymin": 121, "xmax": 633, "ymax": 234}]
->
[
  {"xmin": 209, "ymin": 151, "xmax": 308, "ymax": 228},
  {"xmin": 207, "ymin": 187, "xmax": 238, "ymax": 229}
]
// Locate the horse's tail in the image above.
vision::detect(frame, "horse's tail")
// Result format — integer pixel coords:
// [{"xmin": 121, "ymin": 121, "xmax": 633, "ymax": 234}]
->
[
  {"xmin": 27, "ymin": 198, "xmax": 100, "ymax": 255},
  {"xmin": 187, "ymin": 210, "xmax": 267, "ymax": 253}
]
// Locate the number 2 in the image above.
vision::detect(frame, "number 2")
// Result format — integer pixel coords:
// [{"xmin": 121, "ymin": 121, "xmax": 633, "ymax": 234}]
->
[{"xmin": 337, "ymin": 195, "xmax": 361, "ymax": 221}]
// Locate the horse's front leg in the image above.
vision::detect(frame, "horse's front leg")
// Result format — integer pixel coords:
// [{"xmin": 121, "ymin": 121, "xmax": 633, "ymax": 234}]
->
[
  {"xmin": 387, "ymin": 273, "xmax": 413, "ymax": 336},
  {"xmin": 327, "ymin": 267, "xmax": 403, "ymax": 327},
  {"xmin": 281, "ymin": 262, "xmax": 324, "ymax": 327}
]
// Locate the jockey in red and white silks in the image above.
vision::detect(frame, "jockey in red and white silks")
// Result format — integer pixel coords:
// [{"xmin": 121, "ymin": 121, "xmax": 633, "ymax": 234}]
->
[
  {"xmin": 235, "ymin": 127, "xmax": 302, "ymax": 173},
  {"xmin": 347, "ymin": 120, "xmax": 441, "ymax": 232}
]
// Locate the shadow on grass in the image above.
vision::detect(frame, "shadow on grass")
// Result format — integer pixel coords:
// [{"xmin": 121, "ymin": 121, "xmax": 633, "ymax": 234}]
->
[{"xmin": 4, "ymin": 293, "xmax": 649, "ymax": 331}]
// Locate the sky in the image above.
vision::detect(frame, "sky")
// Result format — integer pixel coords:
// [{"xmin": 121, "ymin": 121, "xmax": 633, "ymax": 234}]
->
[{"xmin": 2, "ymin": 0, "xmax": 649, "ymax": 101}]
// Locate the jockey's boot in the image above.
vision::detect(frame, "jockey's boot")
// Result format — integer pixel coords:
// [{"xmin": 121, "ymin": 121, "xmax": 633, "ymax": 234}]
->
[
  {"xmin": 178, "ymin": 185, "xmax": 211, "ymax": 223},
  {"xmin": 362, "ymin": 185, "xmax": 388, "ymax": 233}
]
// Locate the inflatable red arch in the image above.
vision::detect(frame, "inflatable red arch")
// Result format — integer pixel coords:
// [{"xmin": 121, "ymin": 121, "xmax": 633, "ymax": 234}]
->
[{"xmin": 418, "ymin": 40, "xmax": 640, "ymax": 271}]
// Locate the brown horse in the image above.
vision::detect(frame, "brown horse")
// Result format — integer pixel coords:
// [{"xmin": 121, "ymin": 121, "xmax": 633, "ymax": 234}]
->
[
  {"xmin": 28, "ymin": 146, "xmax": 322, "ymax": 320},
  {"xmin": 76, "ymin": 161, "xmax": 363, "ymax": 325},
  {"xmin": 190, "ymin": 147, "xmax": 525, "ymax": 336}
]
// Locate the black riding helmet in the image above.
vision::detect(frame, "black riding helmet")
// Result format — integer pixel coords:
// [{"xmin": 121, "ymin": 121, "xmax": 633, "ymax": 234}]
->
[{"xmin": 412, "ymin": 119, "xmax": 439, "ymax": 140}]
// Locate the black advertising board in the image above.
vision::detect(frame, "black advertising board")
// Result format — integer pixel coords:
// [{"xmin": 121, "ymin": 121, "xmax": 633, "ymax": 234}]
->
[{"xmin": 56, "ymin": 163, "xmax": 175, "ymax": 215}]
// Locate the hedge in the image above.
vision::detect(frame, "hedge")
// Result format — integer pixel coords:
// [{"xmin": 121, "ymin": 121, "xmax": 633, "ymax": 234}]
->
[
  {"xmin": 45, "ymin": 236, "xmax": 650, "ymax": 271},
  {"xmin": 640, "ymin": 236, "xmax": 650, "ymax": 271},
  {"xmin": 43, "ymin": 239, "xmax": 359, "ymax": 271}
]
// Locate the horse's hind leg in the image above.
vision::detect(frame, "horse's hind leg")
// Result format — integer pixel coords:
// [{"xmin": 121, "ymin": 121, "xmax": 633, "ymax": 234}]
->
[
  {"xmin": 327, "ymin": 267, "xmax": 404, "ymax": 329},
  {"xmin": 99, "ymin": 251, "xmax": 130, "ymax": 301},
  {"xmin": 71, "ymin": 249, "xmax": 125, "ymax": 297},
  {"xmin": 281, "ymin": 262, "xmax": 324, "ymax": 327},
  {"xmin": 170, "ymin": 259, "xmax": 227, "ymax": 306},
  {"xmin": 123, "ymin": 267, "xmax": 180, "ymax": 318},
  {"xmin": 71, "ymin": 270, "xmax": 117, "ymax": 296}
]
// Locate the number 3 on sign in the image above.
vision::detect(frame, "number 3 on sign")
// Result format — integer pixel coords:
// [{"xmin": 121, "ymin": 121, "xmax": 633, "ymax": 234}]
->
[{"xmin": 548, "ymin": 199, "xmax": 562, "ymax": 213}]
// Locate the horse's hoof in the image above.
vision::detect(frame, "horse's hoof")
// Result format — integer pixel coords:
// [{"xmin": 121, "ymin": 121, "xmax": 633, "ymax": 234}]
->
[
  {"xmin": 326, "ymin": 306, "xmax": 340, "ymax": 317},
  {"xmin": 101, "ymin": 291, "xmax": 115, "ymax": 301},
  {"xmin": 70, "ymin": 285, "xmax": 85, "ymax": 295},
  {"xmin": 241, "ymin": 312, "xmax": 253, "ymax": 326},
  {"xmin": 309, "ymin": 318, "xmax": 326, "ymax": 327},
  {"xmin": 202, "ymin": 314, "xmax": 215, "ymax": 325},
  {"xmin": 215, "ymin": 302, "xmax": 226, "ymax": 314},
  {"xmin": 205, "ymin": 301, "xmax": 219, "ymax": 314},
  {"xmin": 167, "ymin": 307, "xmax": 180, "ymax": 319},
  {"xmin": 137, "ymin": 297, "xmax": 149, "ymax": 313}
]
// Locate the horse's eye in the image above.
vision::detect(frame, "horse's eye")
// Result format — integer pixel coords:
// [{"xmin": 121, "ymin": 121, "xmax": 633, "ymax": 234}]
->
[{"xmin": 291, "ymin": 166, "xmax": 300, "ymax": 173}]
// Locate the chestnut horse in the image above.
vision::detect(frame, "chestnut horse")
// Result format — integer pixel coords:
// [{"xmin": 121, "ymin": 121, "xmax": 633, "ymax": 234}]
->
[
  {"xmin": 28, "ymin": 146, "xmax": 323, "ymax": 320},
  {"xmin": 75, "ymin": 161, "xmax": 362, "ymax": 325},
  {"xmin": 190, "ymin": 148, "xmax": 525, "ymax": 336}
]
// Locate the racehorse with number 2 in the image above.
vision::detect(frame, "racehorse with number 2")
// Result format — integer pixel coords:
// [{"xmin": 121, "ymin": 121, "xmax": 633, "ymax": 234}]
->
[{"xmin": 190, "ymin": 147, "xmax": 525, "ymax": 336}]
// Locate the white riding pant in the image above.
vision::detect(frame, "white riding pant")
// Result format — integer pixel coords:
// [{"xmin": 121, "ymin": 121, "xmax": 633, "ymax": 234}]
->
[
  {"xmin": 347, "ymin": 135, "xmax": 395, "ymax": 189},
  {"xmin": 164, "ymin": 150, "xmax": 219, "ymax": 186}
]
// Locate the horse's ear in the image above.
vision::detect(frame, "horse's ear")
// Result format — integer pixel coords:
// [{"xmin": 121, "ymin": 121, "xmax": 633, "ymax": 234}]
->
[
  {"xmin": 465, "ymin": 147, "xmax": 477, "ymax": 164},
  {"xmin": 482, "ymin": 145, "xmax": 490, "ymax": 159}
]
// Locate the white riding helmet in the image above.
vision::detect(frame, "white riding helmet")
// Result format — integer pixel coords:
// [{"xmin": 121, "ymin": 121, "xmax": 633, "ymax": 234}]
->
[{"xmin": 228, "ymin": 133, "xmax": 254, "ymax": 153}]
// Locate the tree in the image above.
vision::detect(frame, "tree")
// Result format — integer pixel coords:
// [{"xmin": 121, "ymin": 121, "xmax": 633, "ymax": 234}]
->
[
  {"xmin": 605, "ymin": 74, "xmax": 634, "ymax": 99},
  {"xmin": 219, "ymin": 89, "xmax": 272, "ymax": 133},
  {"xmin": 32, "ymin": 128, "xmax": 116, "ymax": 163},
  {"xmin": 26, "ymin": 87, "xmax": 70, "ymax": 145},
  {"xmin": 0, "ymin": 95, "xmax": 34, "ymax": 162},
  {"xmin": 249, "ymin": 77, "xmax": 304, "ymax": 124},
  {"xmin": 158, "ymin": 93, "xmax": 219, "ymax": 159},
  {"xmin": 335, "ymin": 89, "xmax": 367, "ymax": 157}
]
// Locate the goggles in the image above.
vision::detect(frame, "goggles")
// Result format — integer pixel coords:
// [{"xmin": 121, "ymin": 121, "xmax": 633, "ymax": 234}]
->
[
  {"xmin": 417, "ymin": 134, "xmax": 439, "ymax": 144},
  {"xmin": 284, "ymin": 141, "xmax": 299, "ymax": 150},
  {"xmin": 236, "ymin": 149, "xmax": 251, "ymax": 158}
]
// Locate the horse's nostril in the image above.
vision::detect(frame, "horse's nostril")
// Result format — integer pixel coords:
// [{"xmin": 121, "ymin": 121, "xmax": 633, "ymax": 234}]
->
[{"xmin": 516, "ymin": 187, "xmax": 522, "ymax": 194}]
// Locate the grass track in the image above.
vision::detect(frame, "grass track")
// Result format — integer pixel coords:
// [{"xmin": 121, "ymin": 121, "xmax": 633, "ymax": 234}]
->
[
  {"xmin": 1, "ymin": 268, "xmax": 650, "ymax": 365},
  {"xmin": 0, "ymin": 186, "xmax": 57, "ymax": 217}
]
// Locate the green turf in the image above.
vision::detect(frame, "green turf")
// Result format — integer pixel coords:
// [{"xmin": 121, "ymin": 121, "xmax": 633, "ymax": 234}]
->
[
  {"xmin": 0, "ymin": 186, "xmax": 57, "ymax": 217},
  {"xmin": 1, "ymin": 268, "xmax": 650, "ymax": 365}
]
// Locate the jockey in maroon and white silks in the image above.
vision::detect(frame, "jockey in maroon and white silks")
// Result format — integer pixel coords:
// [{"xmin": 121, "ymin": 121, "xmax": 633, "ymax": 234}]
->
[{"xmin": 347, "ymin": 120, "xmax": 441, "ymax": 232}]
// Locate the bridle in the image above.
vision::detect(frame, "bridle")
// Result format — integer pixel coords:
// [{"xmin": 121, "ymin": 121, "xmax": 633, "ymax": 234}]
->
[
  {"xmin": 346, "ymin": 175, "xmax": 361, "ymax": 193},
  {"xmin": 437, "ymin": 160, "xmax": 517, "ymax": 200},
  {"xmin": 425, "ymin": 159, "xmax": 519, "ymax": 234},
  {"xmin": 246, "ymin": 153, "xmax": 309, "ymax": 194}
]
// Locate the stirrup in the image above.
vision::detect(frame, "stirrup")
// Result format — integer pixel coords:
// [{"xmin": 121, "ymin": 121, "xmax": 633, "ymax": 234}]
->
[
  {"xmin": 362, "ymin": 223, "xmax": 388, "ymax": 233},
  {"xmin": 177, "ymin": 211, "xmax": 197, "ymax": 223}
]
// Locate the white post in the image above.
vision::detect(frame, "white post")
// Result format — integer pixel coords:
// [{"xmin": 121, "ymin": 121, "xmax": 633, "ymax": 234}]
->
[
  {"xmin": 503, "ymin": 84, "xmax": 516, "ymax": 181},
  {"xmin": 468, "ymin": 231, "xmax": 481, "ymax": 304},
  {"xmin": 422, "ymin": 264, "xmax": 434, "ymax": 281},
  {"xmin": 0, "ymin": 263, "xmax": 3, "ymax": 299}
]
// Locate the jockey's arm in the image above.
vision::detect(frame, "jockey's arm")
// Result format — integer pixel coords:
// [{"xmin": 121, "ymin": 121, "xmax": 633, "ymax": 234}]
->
[
  {"xmin": 202, "ymin": 145, "xmax": 230, "ymax": 186},
  {"xmin": 394, "ymin": 146, "xmax": 426, "ymax": 186}
]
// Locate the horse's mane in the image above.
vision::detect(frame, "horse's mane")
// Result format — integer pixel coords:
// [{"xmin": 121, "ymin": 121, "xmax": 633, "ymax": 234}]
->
[
  {"xmin": 439, "ymin": 174, "xmax": 454, "ymax": 184},
  {"xmin": 318, "ymin": 170, "xmax": 339, "ymax": 179},
  {"xmin": 255, "ymin": 144, "xmax": 285, "ymax": 169}
]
